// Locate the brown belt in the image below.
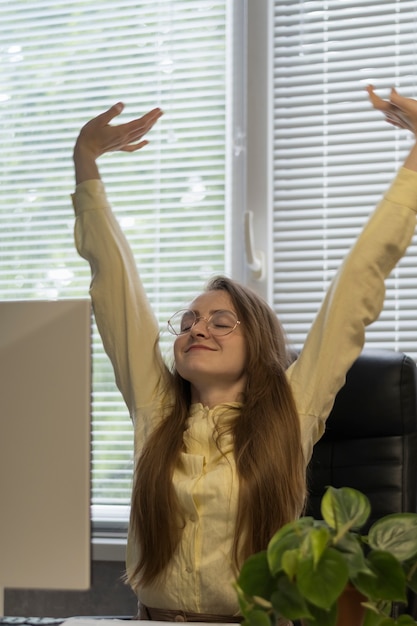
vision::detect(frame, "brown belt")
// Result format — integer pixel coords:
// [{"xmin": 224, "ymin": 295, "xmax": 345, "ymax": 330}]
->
[
  {"xmin": 138, "ymin": 603, "xmax": 242, "ymax": 622},
  {"xmin": 138, "ymin": 604, "xmax": 293, "ymax": 625}
]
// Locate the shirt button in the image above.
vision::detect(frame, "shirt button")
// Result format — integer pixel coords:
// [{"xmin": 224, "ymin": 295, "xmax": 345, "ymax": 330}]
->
[
  {"xmin": 189, "ymin": 514, "xmax": 196, "ymax": 522},
  {"xmin": 174, "ymin": 615, "xmax": 185, "ymax": 622},
  {"xmin": 185, "ymin": 566, "xmax": 193, "ymax": 573}
]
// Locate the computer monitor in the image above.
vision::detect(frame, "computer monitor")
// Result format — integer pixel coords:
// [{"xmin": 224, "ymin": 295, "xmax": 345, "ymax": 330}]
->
[{"xmin": 0, "ymin": 300, "xmax": 91, "ymax": 614}]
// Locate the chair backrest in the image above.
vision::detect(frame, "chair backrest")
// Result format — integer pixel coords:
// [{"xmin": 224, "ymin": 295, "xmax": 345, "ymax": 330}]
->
[{"xmin": 306, "ymin": 348, "xmax": 417, "ymax": 530}]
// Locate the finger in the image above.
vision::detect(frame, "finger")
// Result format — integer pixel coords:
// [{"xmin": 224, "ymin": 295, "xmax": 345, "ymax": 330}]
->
[
  {"xmin": 366, "ymin": 85, "xmax": 391, "ymax": 112},
  {"xmin": 385, "ymin": 90, "xmax": 417, "ymax": 130},
  {"xmin": 125, "ymin": 108, "xmax": 163, "ymax": 136},
  {"xmin": 121, "ymin": 140, "xmax": 149, "ymax": 153},
  {"xmin": 389, "ymin": 88, "xmax": 417, "ymax": 115},
  {"xmin": 120, "ymin": 108, "xmax": 163, "ymax": 145},
  {"xmin": 95, "ymin": 102, "xmax": 125, "ymax": 126},
  {"xmin": 389, "ymin": 88, "xmax": 407, "ymax": 107}
]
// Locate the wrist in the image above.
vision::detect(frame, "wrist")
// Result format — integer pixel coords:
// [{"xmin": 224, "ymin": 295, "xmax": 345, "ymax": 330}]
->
[
  {"xmin": 73, "ymin": 138, "xmax": 98, "ymax": 163},
  {"xmin": 73, "ymin": 140, "xmax": 101, "ymax": 185}
]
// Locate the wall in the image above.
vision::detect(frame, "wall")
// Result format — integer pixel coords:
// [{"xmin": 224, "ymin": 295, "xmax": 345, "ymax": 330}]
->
[{"xmin": 4, "ymin": 561, "xmax": 137, "ymax": 617}]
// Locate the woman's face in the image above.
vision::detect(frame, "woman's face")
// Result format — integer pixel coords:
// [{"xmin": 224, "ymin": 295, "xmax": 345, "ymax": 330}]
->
[{"xmin": 173, "ymin": 289, "xmax": 247, "ymax": 404}]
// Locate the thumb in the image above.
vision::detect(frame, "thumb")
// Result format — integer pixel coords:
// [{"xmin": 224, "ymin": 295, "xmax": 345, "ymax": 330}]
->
[
  {"xmin": 96, "ymin": 101, "xmax": 125, "ymax": 125},
  {"xmin": 389, "ymin": 88, "xmax": 399, "ymax": 103}
]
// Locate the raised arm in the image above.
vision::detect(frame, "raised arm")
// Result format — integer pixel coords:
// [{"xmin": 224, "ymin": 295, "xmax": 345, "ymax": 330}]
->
[
  {"xmin": 72, "ymin": 104, "xmax": 165, "ymax": 429},
  {"xmin": 287, "ymin": 86, "xmax": 417, "ymax": 462}
]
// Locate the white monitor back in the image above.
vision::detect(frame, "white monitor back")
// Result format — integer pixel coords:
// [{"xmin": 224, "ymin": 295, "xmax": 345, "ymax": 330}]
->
[{"xmin": 0, "ymin": 300, "xmax": 91, "ymax": 614}]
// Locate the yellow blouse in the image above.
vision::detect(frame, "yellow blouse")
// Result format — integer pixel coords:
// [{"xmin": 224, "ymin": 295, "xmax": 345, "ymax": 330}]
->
[{"xmin": 72, "ymin": 166, "xmax": 417, "ymax": 614}]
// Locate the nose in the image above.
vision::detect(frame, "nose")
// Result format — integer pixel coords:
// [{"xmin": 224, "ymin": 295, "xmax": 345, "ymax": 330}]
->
[{"xmin": 190, "ymin": 316, "xmax": 210, "ymax": 337}]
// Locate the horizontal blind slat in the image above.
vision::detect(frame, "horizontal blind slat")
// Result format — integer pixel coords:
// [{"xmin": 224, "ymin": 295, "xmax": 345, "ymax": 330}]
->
[
  {"xmin": 1, "ymin": 0, "xmax": 228, "ymax": 515},
  {"xmin": 272, "ymin": 0, "xmax": 417, "ymax": 357}
]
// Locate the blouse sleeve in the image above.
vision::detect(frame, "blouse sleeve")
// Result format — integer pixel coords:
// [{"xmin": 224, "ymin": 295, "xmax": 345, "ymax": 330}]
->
[
  {"xmin": 72, "ymin": 179, "xmax": 167, "ymax": 432},
  {"xmin": 286, "ymin": 166, "xmax": 417, "ymax": 463}
]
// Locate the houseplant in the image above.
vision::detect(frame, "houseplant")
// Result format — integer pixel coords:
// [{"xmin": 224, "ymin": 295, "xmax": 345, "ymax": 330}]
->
[{"xmin": 236, "ymin": 486, "xmax": 417, "ymax": 626}]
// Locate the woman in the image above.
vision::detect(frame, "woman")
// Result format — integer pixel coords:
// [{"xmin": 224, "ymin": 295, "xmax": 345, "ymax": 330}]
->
[{"xmin": 72, "ymin": 86, "xmax": 417, "ymax": 621}]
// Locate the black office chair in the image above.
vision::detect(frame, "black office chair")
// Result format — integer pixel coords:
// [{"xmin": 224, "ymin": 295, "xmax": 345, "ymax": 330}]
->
[{"xmin": 305, "ymin": 348, "xmax": 417, "ymax": 617}]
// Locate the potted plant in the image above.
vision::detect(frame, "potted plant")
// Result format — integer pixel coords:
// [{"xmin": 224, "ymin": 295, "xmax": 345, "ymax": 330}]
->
[{"xmin": 236, "ymin": 486, "xmax": 417, "ymax": 626}]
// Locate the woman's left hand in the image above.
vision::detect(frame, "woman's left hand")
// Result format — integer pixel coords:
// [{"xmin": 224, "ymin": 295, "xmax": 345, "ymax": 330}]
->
[{"xmin": 367, "ymin": 85, "xmax": 417, "ymax": 135}]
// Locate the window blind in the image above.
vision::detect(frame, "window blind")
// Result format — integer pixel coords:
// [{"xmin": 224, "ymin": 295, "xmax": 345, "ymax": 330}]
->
[
  {"xmin": 0, "ymin": 0, "xmax": 229, "ymax": 521},
  {"xmin": 272, "ymin": 0, "xmax": 417, "ymax": 360}
]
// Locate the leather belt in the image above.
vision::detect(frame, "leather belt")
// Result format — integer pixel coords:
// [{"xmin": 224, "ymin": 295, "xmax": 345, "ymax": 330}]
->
[
  {"xmin": 138, "ymin": 604, "xmax": 293, "ymax": 625},
  {"xmin": 138, "ymin": 603, "xmax": 242, "ymax": 622}
]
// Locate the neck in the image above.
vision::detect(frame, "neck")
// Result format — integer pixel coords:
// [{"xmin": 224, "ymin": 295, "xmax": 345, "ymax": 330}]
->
[{"xmin": 190, "ymin": 381, "xmax": 245, "ymax": 409}]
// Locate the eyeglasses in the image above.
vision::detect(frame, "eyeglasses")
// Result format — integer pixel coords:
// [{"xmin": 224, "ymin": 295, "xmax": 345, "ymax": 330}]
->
[{"xmin": 167, "ymin": 309, "xmax": 241, "ymax": 337}]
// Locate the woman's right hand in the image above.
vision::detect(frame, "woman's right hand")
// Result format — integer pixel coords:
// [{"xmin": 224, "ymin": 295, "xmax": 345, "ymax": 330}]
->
[{"xmin": 73, "ymin": 103, "xmax": 163, "ymax": 183}]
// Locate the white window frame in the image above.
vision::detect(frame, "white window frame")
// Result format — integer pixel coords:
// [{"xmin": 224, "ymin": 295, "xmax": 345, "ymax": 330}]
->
[{"xmin": 245, "ymin": 0, "xmax": 274, "ymax": 301}]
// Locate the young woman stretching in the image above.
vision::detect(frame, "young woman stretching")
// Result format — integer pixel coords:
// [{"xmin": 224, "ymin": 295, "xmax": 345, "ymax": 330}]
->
[{"xmin": 72, "ymin": 86, "xmax": 417, "ymax": 622}]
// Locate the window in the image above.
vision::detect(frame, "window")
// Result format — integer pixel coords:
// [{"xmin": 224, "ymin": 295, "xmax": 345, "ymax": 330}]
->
[
  {"xmin": 1, "ymin": 0, "xmax": 243, "ymax": 533},
  {"xmin": 7, "ymin": 0, "xmax": 414, "ymax": 545},
  {"xmin": 270, "ymin": 0, "xmax": 417, "ymax": 360}
]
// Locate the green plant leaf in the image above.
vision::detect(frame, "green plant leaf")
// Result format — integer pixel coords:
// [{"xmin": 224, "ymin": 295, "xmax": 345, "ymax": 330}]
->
[
  {"xmin": 362, "ymin": 612, "xmax": 394, "ymax": 626},
  {"xmin": 308, "ymin": 525, "xmax": 331, "ymax": 566},
  {"xmin": 302, "ymin": 600, "xmax": 338, "ymax": 626},
  {"xmin": 362, "ymin": 609, "xmax": 395, "ymax": 626},
  {"xmin": 297, "ymin": 546, "xmax": 349, "ymax": 608},
  {"xmin": 405, "ymin": 560, "xmax": 417, "ymax": 594},
  {"xmin": 267, "ymin": 516, "xmax": 314, "ymax": 575},
  {"xmin": 270, "ymin": 573, "xmax": 313, "ymax": 621},
  {"xmin": 241, "ymin": 609, "xmax": 272, "ymax": 626},
  {"xmin": 236, "ymin": 486, "xmax": 417, "ymax": 626},
  {"xmin": 321, "ymin": 486, "xmax": 371, "ymax": 532},
  {"xmin": 281, "ymin": 548, "xmax": 298, "ymax": 579},
  {"xmin": 396, "ymin": 616, "xmax": 417, "ymax": 624},
  {"xmin": 335, "ymin": 532, "xmax": 373, "ymax": 578},
  {"xmin": 353, "ymin": 550, "xmax": 407, "ymax": 603},
  {"xmin": 361, "ymin": 598, "xmax": 392, "ymax": 618},
  {"xmin": 237, "ymin": 551, "xmax": 275, "ymax": 599},
  {"xmin": 368, "ymin": 514, "xmax": 417, "ymax": 562}
]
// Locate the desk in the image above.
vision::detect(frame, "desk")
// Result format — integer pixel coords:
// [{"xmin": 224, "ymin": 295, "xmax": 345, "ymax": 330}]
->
[{"xmin": 0, "ymin": 615, "xmax": 236, "ymax": 626}]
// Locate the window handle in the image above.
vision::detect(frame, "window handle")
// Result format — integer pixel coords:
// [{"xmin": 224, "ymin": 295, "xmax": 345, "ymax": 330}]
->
[{"xmin": 244, "ymin": 211, "xmax": 265, "ymax": 281}]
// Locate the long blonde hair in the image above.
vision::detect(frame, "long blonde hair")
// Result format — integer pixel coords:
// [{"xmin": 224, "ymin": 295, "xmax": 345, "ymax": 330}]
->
[{"xmin": 127, "ymin": 276, "xmax": 306, "ymax": 588}]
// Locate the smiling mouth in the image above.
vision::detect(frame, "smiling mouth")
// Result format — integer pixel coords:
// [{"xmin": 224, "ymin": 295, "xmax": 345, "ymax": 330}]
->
[{"xmin": 186, "ymin": 345, "xmax": 215, "ymax": 352}]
